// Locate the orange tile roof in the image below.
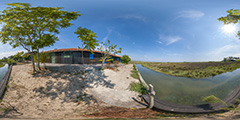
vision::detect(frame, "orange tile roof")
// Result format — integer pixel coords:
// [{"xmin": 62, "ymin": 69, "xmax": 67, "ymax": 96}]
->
[{"xmin": 44, "ymin": 48, "xmax": 121, "ymax": 58}]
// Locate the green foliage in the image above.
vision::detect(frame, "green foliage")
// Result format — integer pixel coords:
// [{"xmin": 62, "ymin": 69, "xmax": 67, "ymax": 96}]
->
[
  {"xmin": 6, "ymin": 59, "xmax": 16, "ymax": 65},
  {"xmin": 33, "ymin": 52, "xmax": 50, "ymax": 63},
  {"xmin": 202, "ymin": 95, "xmax": 226, "ymax": 105},
  {"xmin": 75, "ymin": 27, "xmax": 99, "ymax": 66},
  {"xmin": 138, "ymin": 61, "xmax": 240, "ymax": 79},
  {"xmin": 218, "ymin": 9, "xmax": 240, "ymax": 38},
  {"xmin": 97, "ymin": 40, "xmax": 122, "ymax": 69},
  {"xmin": 131, "ymin": 65, "xmax": 139, "ymax": 79},
  {"xmin": 121, "ymin": 55, "xmax": 131, "ymax": 64},
  {"xmin": 0, "ymin": 3, "xmax": 81, "ymax": 71},
  {"xmin": 12, "ymin": 51, "xmax": 24, "ymax": 62},
  {"xmin": 129, "ymin": 82, "xmax": 147, "ymax": 95},
  {"xmin": 75, "ymin": 27, "xmax": 99, "ymax": 52},
  {"xmin": 0, "ymin": 63, "xmax": 4, "ymax": 68},
  {"xmin": 223, "ymin": 56, "xmax": 240, "ymax": 62}
]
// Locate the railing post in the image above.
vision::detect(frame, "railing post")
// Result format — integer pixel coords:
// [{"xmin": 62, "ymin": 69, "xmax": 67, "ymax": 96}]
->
[{"xmin": 148, "ymin": 84, "xmax": 155, "ymax": 109}]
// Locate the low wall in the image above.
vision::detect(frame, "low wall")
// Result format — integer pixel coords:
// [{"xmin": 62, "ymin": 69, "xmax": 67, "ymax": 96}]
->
[
  {"xmin": 135, "ymin": 64, "xmax": 149, "ymax": 89},
  {"xmin": 0, "ymin": 65, "xmax": 12, "ymax": 99}
]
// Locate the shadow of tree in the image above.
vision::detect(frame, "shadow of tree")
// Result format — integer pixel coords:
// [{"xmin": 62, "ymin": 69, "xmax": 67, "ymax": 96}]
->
[
  {"xmin": 32, "ymin": 64, "xmax": 115, "ymax": 105},
  {"xmin": 0, "ymin": 101, "xmax": 23, "ymax": 118}
]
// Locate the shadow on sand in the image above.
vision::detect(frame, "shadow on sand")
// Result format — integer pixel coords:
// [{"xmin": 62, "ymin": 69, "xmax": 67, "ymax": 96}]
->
[{"xmin": 32, "ymin": 64, "xmax": 115, "ymax": 105}]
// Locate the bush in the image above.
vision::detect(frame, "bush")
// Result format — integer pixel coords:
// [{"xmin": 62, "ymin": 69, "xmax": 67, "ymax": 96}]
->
[
  {"xmin": 202, "ymin": 95, "xmax": 226, "ymax": 105},
  {"xmin": 121, "ymin": 55, "xmax": 131, "ymax": 64},
  {"xmin": 0, "ymin": 63, "xmax": 4, "ymax": 68},
  {"xmin": 129, "ymin": 82, "xmax": 147, "ymax": 95},
  {"xmin": 7, "ymin": 59, "xmax": 16, "ymax": 65}
]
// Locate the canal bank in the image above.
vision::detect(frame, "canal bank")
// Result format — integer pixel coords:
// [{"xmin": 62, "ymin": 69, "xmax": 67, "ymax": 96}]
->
[
  {"xmin": 0, "ymin": 64, "xmax": 9, "ymax": 81},
  {"xmin": 136, "ymin": 64, "xmax": 240, "ymax": 105},
  {"xmin": 136, "ymin": 64, "xmax": 240, "ymax": 113}
]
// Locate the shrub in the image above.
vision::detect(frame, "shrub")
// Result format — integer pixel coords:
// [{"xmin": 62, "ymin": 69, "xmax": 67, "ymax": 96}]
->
[
  {"xmin": 129, "ymin": 82, "xmax": 147, "ymax": 95},
  {"xmin": 7, "ymin": 59, "xmax": 16, "ymax": 65},
  {"xmin": 202, "ymin": 95, "xmax": 226, "ymax": 105},
  {"xmin": 131, "ymin": 70, "xmax": 139, "ymax": 79},
  {"xmin": 121, "ymin": 55, "xmax": 131, "ymax": 64},
  {"xmin": 0, "ymin": 63, "xmax": 4, "ymax": 68}
]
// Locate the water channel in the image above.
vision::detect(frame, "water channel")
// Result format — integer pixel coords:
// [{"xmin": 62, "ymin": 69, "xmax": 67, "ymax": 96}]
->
[
  {"xmin": 136, "ymin": 64, "xmax": 240, "ymax": 105},
  {"xmin": 0, "ymin": 64, "xmax": 8, "ymax": 81}
]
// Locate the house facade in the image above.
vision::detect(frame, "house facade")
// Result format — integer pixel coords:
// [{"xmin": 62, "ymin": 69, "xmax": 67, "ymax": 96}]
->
[{"xmin": 44, "ymin": 48, "xmax": 121, "ymax": 64}]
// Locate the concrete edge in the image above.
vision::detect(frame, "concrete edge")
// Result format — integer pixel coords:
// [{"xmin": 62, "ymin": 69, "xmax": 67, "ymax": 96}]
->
[{"xmin": 134, "ymin": 64, "xmax": 149, "ymax": 89}]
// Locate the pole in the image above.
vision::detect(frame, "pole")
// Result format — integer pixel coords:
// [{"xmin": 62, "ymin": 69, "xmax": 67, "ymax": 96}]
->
[{"xmin": 148, "ymin": 84, "xmax": 155, "ymax": 109}]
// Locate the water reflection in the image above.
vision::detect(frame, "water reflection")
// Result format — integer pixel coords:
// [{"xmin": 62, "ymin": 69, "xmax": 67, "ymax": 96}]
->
[
  {"xmin": 136, "ymin": 64, "xmax": 240, "ymax": 105},
  {"xmin": 0, "ymin": 64, "xmax": 8, "ymax": 81}
]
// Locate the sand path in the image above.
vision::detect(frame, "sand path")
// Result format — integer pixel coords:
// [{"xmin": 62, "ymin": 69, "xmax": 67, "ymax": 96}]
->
[
  {"xmin": 0, "ymin": 63, "xmax": 144, "ymax": 119},
  {"xmin": 86, "ymin": 64, "xmax": 145, "ymax": 108}
]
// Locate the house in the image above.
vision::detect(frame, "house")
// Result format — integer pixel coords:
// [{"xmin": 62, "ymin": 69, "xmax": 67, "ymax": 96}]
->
[{"xmin": 44, "ymin": 48, "xmax": 121, "ymax": 64}]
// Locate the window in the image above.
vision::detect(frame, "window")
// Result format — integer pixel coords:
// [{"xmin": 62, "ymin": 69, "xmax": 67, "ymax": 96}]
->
[
  {"xmin": 89, "ymin": 53, "xmax": 94, "ymax": 59},
  {"xmin": 64, "ymin": 52, "xmax": 71, "ymax": 58},
  {"xmin": 116, "ymin": 58, "xmax": 119, "ymax": 61}
]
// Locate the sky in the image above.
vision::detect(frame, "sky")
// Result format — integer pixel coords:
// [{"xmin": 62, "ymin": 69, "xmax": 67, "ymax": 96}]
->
[{"xmin": 0, "ymin": 0, "xmax": 240, "ymax": 62}]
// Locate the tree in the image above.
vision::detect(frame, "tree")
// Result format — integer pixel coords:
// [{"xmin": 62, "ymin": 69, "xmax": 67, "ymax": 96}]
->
[
  {"xmin": 218, "ymin": 9, "xmax": 240, "ymax": 38},
  {"xmin": 74, "ymin": 27, "xmax": 99, "ymax": 65},
  {"xmin": 97, "ymin": 40, "xmax": 122, "ymax": 69},
  {"xmin": 33, "ymin": 52, "xmax": 50, "ymax": 68},
  {"xmin": 121, "ymin": 55, "xmax": 131, "ymax": 64},
  {"xmin": 13, "ymin": 51, "xmax": 24, "ymax": 62},
  {"xmin": 0, "ymin": 3, "xmax": 81, "ymax": 72}
]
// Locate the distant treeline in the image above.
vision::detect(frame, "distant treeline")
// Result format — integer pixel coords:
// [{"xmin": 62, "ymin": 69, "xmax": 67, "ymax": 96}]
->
[{"xmin": 223, "ymin": 56, "xmax": 240, "ymax": 62}]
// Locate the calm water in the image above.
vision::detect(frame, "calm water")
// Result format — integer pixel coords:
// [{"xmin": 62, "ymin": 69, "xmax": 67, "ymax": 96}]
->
[
  {"xmin": 136, "ymin": 64, "xmax": 240, "ymax": 105},
  {"xmin": 0, "ymin": 64, "xmax": 8, "ymax": 81}
]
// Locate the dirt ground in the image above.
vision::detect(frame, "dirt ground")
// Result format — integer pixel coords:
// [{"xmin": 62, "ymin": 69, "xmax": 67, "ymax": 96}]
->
[
  {"xmin": 0, "ymin": 63, "xmax": 240, "ymax": 119},
  {"xmin": 0, "ymin": 63, "xmax": 145, "ymax": 119}
]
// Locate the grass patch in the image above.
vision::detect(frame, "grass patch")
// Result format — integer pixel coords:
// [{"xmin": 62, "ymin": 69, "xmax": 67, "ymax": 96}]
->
[
  {"xmin": 129, "ymin": 82, "xmax": 147, "ymax": 95},
  {"xmin": 131, "ymin": 64, "xmax": 140, "ymax": 79}
]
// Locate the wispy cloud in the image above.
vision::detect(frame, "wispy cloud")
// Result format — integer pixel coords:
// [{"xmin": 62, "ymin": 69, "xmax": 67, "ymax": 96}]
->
[
  {"xmin": 158, "ymin": 35, "xmax": 182, "ymax": 46},
  {"xmin": 117, "ymin": 14, "xmax": 146, "ymax": 22},
  {"xmin": 102, "ymin": 28, "xmax": 112, "ymax": 43},
  {"xmin": 0, "ymin": 44, "xmax": 25, "ymax": 59},
  {"xmin": 178, "ymin": 10, "xmax": 204, "ymax": 20},
  {"xmin": 0, "ymin": 50, "xmax": 25, "ymax": 59},
  {"xmin": 208, "ymin": 44, "xmax": 240, "ymax": 60}
]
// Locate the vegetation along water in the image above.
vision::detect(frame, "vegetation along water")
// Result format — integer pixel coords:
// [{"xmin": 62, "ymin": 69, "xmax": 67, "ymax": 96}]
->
[
  {"xmin": 132, "ymin": 61, "xmax": 240, "ymax": 79},
  {"xmin": 136, "ymin": 64, "xmax": 240, "ymax": 105},
  {"xmin": 0, "ymin": 64, "xmax": 8, "ymax": 81}
]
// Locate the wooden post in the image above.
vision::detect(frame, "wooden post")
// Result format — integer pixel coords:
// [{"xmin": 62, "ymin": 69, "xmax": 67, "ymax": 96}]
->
[{"xmin": 148, "ymin": 84, "xmax": 155, "ymax": 109}]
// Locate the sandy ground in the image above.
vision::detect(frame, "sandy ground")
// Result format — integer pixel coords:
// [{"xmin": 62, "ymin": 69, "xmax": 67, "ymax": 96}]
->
[
  {"xmin": 0, "ymin": 63, "xmax": 144, "ymax": 119},
  {"xmin": 87, "ymin": 64, "xmax": 145, "ymax": 108}
]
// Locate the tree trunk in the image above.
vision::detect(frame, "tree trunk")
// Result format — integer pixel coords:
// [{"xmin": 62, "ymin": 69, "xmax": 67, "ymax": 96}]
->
[
  {"xmin": 101, "ymin": 55, "xmax": 107, "ymax": 69},
  {"xmin": 30, "ymin": 50, "xmax": 36, "ymax": 72},
  {"xmin": 81, "ymin": 47, "xmax": 85, "ymax": 73},
  {"xmin": 37, "ymin": 48, "xmax": 41, "ymax": 70},
  {"xmin": 101, "ymin": 59, "xmax": 105, "ymax": 69},
  {"xmin": 82, "ymin": 49, "xmax": 84, "ymax": 64}
]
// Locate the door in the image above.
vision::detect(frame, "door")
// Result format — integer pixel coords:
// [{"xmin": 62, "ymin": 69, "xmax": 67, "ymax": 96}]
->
[{"xmin": 52, "ymin": 53, "xmax": 56, "ymax": 63}]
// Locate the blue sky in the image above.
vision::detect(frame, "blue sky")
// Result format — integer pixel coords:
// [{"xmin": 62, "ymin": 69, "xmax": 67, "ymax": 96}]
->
[{"xmin": 0, "ymin": 0, "xmax": 240, "ymax": 62}]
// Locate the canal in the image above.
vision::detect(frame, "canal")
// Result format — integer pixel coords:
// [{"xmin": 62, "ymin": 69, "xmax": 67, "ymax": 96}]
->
[
  {"xmin": 136, "ymin": 64, "xmax": 240, "ymax": 105},
  {"xmin": 0, "ymin": 64, "xmax": 8, "ymax": 81}
]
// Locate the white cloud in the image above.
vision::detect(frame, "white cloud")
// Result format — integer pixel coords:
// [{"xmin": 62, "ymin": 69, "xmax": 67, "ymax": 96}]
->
[
  {"xmin": 102, "ymin": 28, "xmax": 112, "ymax": 43},
  {"xmin": 0, "ymin": 50, "xmax": 25, "ymax": 59},
  {"xmin": 157, "ymin": 41, "xmax": 163, "ymax": 44},
  {"xmin": 118, "ymin": 14, "xmax": 146, "ymax": 22},
  {"xmin": 179, "ymin": 10, "xmax": 204, "ymax": 20},
  {"xmin": 158, "ymin": 35, "xmax": 182, "ymax": 45},
  {"xmin": 0, "ymin": 44, "xmax": 26, "ymax": 59},
  {"xmin": 208, "ymin": 44, "xmax": 240, "ymax": 60}
]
